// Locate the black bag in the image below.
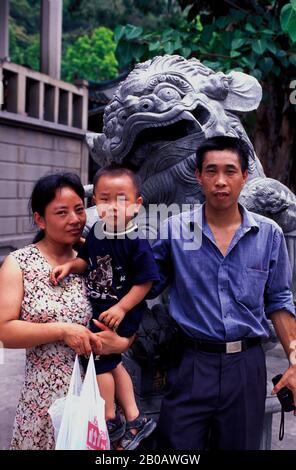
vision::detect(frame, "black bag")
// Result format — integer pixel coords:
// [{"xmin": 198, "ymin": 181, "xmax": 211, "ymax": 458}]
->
[{"xmin": 129, "ymin": 303, "xmax": 182, "ymax": 368}]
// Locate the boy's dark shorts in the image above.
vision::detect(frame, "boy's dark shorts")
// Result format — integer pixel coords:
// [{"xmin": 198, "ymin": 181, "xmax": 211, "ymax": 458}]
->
[{"xmin": 80, "ymin": 352, "xmax": 122, "ymax": 375}]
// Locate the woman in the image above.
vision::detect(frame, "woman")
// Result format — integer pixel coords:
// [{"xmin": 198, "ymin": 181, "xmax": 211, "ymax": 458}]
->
[{"xmin": 0, "ymin": 173, "xmax": 130, "ymax": 450}]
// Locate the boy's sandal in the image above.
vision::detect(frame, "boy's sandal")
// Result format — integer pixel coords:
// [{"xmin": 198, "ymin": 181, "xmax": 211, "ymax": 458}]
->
[
  {"xmin": 117, "ymin": 415, "xmax": 156, "ymax": 450},
  {"xmin": 107, "ymin": 413, "xmax": 126, "ymax": 443}
]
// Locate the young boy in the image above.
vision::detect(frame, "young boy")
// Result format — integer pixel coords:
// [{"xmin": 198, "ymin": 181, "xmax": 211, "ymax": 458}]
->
[{"xmin": 50, "ymin": 165, "xmax": 159, "ymax": 450}]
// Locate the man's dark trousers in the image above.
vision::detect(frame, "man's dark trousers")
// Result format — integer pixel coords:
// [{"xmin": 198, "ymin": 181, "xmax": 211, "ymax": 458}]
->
[{"xmin": 157, "ymin": 343, "xmax": 266, "ymax": 450}]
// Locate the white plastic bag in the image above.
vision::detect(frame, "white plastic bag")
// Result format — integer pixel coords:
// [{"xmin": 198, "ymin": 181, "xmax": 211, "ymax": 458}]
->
[
  {"xmin": 48, "ymin": 355, "xmax": 82, "ymax": 443},
  {"xmin": 48, "ymin": 353, "xmax": 109, "ymax": 450}
]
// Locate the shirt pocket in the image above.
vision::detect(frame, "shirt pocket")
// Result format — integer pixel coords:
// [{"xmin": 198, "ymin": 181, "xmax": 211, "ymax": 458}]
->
[{"xmin": 237, "ymin": 267, "xmax": 269, "ymax": 310}]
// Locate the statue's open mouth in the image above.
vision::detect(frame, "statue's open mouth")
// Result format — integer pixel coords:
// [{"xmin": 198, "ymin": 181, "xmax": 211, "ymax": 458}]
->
[{"xmin": 121, "ymin": 105, "xmax": 212, "ymax": 170}]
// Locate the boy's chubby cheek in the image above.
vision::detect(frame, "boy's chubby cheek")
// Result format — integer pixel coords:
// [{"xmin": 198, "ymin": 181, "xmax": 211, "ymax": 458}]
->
[{"xmin": 96, "ymin": 203, "xmax": 107, "ymax": 219}]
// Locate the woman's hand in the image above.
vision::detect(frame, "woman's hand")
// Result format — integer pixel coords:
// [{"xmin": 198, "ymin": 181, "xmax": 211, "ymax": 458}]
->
[
  {"xmin": 92, "ymin": 319, "xmax": 134, "ymax": 355},
  {"xmin": 60, "ymin": 323, "xmax": 102, "ymax": 356}
]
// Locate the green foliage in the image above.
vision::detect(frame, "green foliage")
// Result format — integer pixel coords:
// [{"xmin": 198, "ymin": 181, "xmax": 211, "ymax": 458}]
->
[
  {"xmin": 114, "ymin": 1, "xmax": 296, "ymax": 82},
  {"xmin": 9, "ymin": 0, "xmax": 176, "ymax": 81},
  {"xmin": 281, "ymin": 1, "xmax": 296, "ymax": 42},
  {"xmin": 9, "ymin": 20, "xmax": 39, "ymax": 71},
  {"xmin": 9, "ymin": 0, "xmax": 40, "ymax": 35},
  {"xmin": 114, "ymin": 7, "xmax": 202, "ymax": 67},
  {"xmin": 62, "ymin": 27, "xmax": 118, "ymax": 82},
  {"xmin": 9, "ymin": 0, "xmax": 40, "ymax": 71},
  {"xmin": 9, "ymin": 22, "xmax": 24, "ymax": 64},
  {"xmin": 62, "ymin": 0, "xmax": 176, "ymax": 33}
]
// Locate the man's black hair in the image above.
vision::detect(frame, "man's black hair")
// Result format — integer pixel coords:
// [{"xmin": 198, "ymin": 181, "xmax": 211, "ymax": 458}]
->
[{"xmin": 196, "ymin": 136, "xmax": 250, "ymax": 173}]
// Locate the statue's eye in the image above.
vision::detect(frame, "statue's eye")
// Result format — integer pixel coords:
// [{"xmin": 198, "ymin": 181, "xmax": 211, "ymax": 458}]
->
[
  {"xmin": 157, "ymin": 87, "xmax": 181, "ymax": 101},
  {"xmin": 139, "ymin": 99, "xmax": 154, "ymax": 111},
  {"xmin": 118, "ymin": 111, "xmax": 128, "ymax": 123}
]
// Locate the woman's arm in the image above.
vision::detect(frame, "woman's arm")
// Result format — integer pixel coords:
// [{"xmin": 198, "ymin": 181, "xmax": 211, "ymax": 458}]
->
[{"xmin": 0, "ymin": 255, "xmax": 101, "ymax": 355}]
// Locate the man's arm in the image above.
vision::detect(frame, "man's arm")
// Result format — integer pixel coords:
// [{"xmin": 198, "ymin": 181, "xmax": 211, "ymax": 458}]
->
[
  {"xmin": 147, "ymin": 220, "xmax": 173, "ymax": 299},
  {"xmin": 263, "ymin": 228, "xmax": 296, "ymax": 413},
  {"xmin": 270, "ymin": 310, "xmax": 296, "ymax": 358},
  {"xmin": 270, "ymin": 310, "xmax": 296, "ymax": 415}
]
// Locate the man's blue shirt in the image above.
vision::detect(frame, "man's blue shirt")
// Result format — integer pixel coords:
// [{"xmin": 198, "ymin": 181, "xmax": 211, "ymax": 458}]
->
[{"xmin": 151, "ymin": 204, "xmax": 295, "ymax": 341}]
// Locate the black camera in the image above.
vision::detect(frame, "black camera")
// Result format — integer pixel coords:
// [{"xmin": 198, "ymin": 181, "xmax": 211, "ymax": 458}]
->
[{"xmin": 272, "ymin": 374, "xmax": 295, "ymax": 412}]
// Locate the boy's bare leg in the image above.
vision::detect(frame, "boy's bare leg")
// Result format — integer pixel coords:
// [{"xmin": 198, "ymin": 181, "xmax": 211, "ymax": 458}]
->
[
  {"xmin": 112, "ymin": 363, "xmax": 139, "ymax": 421},
  {"xmin": 96, "ymin": 372, "xmax": 116, "ymax": 421},
  {"xmin": 113, "ymin": 363, "xmax": 156, "ymax": 450}
]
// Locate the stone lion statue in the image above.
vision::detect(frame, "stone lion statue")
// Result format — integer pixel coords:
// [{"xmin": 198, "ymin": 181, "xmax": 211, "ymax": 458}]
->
[{"xmin": 85, "ymin": 54, "xmax": 296, "ymax": 302}]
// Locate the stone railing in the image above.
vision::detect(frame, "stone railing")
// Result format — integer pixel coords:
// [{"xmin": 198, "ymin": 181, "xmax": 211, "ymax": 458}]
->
[
  {"xmin": 0, "ymin": 61, "xmax": 89, "ymax": 257},
  {"xmin": 0, "ymin": 60, "xmax": 88, "ymax": 130}
]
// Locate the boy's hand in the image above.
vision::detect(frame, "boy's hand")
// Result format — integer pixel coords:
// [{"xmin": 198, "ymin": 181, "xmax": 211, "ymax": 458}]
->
[
  {"xmin": 50, "ymin": 265, "xmax": 71, "ymax": 285},
  {"xmin": 99, "ymin": 305, "xmax": 126, "ymax": 330}
]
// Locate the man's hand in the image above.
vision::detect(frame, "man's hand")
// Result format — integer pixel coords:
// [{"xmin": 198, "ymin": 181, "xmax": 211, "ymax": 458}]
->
[
  {"xmin": 272, "ymin": 364, "xmax": 296, "ymax": 416},
  {"xmin": 50, "ymin": 264, "xmax": 71, "ymax": 285},
  {"xmin": 60, "ymin": 323, "xmax": 102, "ymax": 356},
  {"xmin": 99, "ymin": 304, "xmax": 126, "ymax": 330},
  {"xmin": 92, "ymin": 319, "xmax": 134, "ymax": 355}
]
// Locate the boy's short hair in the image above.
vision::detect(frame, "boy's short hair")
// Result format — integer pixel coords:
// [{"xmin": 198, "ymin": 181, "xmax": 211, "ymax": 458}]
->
[
  {"xmin": 196, "ymin": 136, "xmax": 250, "ymax": 173},
  {"xmin": 93, "ymin": 163, "xmax": 142, "ymax": 197}
]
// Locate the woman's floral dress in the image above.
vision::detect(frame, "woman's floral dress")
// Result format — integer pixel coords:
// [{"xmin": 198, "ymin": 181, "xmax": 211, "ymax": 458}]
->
[{"xmin": 10, "ymin": 245, "xmax": 92, "ymax": 450}]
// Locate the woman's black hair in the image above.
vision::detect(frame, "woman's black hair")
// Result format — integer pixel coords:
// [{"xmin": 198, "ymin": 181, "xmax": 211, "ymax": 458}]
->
[{"xmin": 30, "ymin": 173, "xmax": 85, "ymax": 243}]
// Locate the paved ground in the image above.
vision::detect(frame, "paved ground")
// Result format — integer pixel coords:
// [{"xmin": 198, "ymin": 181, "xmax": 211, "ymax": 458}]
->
[{"xmin": 0, "ymin": 345, "xmax": 295, "ymax": 451}]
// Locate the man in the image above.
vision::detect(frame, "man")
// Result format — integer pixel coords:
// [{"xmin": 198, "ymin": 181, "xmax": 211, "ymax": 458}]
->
[{"xmin": 151, "ymin": 136, "xmax": 296, "ymax": 450}]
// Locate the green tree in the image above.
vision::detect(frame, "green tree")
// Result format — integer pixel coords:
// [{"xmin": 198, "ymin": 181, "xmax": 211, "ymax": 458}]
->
[
  {"xmin": 9, "ymin": 0, "xmax": 40, "ymax": 71},
  {"xmin": 62, "ymin": 27, "xmax": 118, "ymax": 82},
  {"xmin": 62, "ymin": 0, "xmax": 177, "ymax": 32},
  {"xmin": 9, "ymin": 0, "xmax": 40, "ymax": 35},
  {"xmin": 9, "ymin": 0, "xmax": 174, "ymax": 78},
  {"xmin": 9, "ymin": 20, "xmax": 39, "ymax": 71}
]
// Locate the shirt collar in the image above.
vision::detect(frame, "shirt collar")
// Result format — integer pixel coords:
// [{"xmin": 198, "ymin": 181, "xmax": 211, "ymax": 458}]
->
[
  {"xmin": 239, "ymin": 204, "xmax": 259, "ymax": 231},
  {"xmin": 102, "ymin": 220, "xmax": 137, "ymax": 236},
  {"xmin": 188, "ymin": 203, "xmax": 259, "ymax": 232}
]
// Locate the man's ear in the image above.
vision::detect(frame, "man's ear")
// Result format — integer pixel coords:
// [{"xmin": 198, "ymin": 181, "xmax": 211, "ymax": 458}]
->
[
  {"xmin": 33, "ymin": 212, "xmax": 45, "ymax": 230},
  {"xmin": 195, "ymin": 169, "xmax": 202, "ymax": 185},
  {"xmin": 136, "ymin": 196, "xmax": 143, "ymax": 206},
  {"xmin": 134, "ymin": 196, "xmax": 143, "ymax": 215},
  {"xmin": 242, "ymin": 170, "xmax": 248, "ymax": 185}
]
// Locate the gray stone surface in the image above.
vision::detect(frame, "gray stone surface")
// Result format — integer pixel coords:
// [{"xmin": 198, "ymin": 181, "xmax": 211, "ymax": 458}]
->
[
  {"xmin": 0, "ymin": 345, "xmax": 295, "ymax": 450},
  {"xmin": 0, "ymin": 349, "xmax": 25, "ymax": 451}
]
